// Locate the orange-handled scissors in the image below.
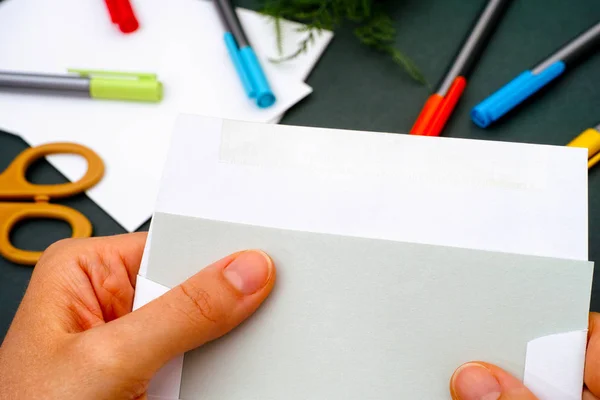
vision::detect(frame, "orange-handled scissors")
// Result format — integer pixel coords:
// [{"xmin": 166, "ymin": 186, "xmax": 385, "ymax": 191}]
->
[{"xmin": 0, "ymin": 143, "xmax": 104, "ymax": 266}]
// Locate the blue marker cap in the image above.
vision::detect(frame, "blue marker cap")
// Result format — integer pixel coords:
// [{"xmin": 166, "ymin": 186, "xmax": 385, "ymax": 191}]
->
[
  {"xmin": 223, "ymin": 32, "xmax": 276, "ymax": 108},
  {"xmin": 239, "ymin": 47, "xmax": 276, "ymax": 108},
  {"xmin": 471, "ymin": 61, "xmax": 566, "ymax": 128},
  {"xmin": 224, "ymin": 32, "xmax": 254, "ymax": 96}
]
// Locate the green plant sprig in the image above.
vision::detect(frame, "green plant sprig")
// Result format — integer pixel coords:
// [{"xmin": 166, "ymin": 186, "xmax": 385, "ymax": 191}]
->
[{"xmin": 261, "ymin": 0, "xmax": 427, "ymax": 84}]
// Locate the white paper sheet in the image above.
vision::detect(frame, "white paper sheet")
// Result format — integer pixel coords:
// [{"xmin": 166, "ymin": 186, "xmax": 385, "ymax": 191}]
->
[
  {"xmin": 524, "ymin": 330, "xmax": 588, "ymax": 399},
  {"xmin": 132, "ymin": 275, "xmax": 183, "ymax": 399},
  {"xmin": 152, "ymin": 115, "xmax": 588, "ymax": 264},
  {"xmin": 134, "ymin": 115, "xmax": 590, "ymax": 399},
  {"xmin": 0, "ymin": 0, "xmax": 332, "ymax": 231},
  {"xmin": 235, "ymin": 7, "xmax": 333, "ymax": 83}
]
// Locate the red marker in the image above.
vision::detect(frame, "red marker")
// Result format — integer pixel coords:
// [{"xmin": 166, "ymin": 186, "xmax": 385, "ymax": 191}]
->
[
  {"xmin": 410, "ymin": 0, "xmax": 511, "ymax": 136},
  {"xmin": 104, "ymin": 0, "xmax": 140, "ymax": 34}
]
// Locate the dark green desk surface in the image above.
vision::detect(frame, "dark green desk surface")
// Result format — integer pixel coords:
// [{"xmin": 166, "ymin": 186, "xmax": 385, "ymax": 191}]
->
[{"xmin": 1, "ymin": 0, "xmax": 599, "ymax": 339}]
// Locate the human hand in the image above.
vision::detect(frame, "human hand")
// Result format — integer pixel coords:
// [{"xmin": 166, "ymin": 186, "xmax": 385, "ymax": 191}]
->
[
  {"xmin": 0, "ymin": 233, "xmax": 276, "ymax": 399},
  {"xmin": 449, "ymin": 313, "xmax": 600, "ymax": 400}
]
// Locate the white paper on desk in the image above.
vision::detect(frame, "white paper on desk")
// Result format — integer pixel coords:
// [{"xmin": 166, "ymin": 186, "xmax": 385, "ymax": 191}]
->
[
  {"xmin": 234, "ymin": 7, "xmax": 334, "ymax": 84},
  {"xmin": 134, "ymin": 115, "xmax": 590, "ymax": 399},
  {"xmin": 0, "ymin": 0, "xmax": 332, "ymax": 231}
]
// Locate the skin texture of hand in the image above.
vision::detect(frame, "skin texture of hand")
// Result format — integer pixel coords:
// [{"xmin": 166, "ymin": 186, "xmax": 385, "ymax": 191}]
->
[
  {"xmin": 450, "ymin": 313, "xmax": 600, "ymax": 400},
  {"xmin": 3, "ymin": 232, "xmax": 599, "ymax": 400},
  {"xmin": 0, "ymin": 233, "xmax": 276, "ymax": 400}
]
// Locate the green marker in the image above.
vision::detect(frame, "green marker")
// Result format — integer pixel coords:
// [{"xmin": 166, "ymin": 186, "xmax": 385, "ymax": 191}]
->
[{"xmin": 0, "ymin": 68, "xmax": 163, "ymax": 103}]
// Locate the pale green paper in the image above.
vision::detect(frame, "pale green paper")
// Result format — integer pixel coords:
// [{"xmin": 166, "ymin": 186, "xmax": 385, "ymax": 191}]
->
[{"xmin": 146, "ymin": 211, "xmax": 593, "ymax": 399}]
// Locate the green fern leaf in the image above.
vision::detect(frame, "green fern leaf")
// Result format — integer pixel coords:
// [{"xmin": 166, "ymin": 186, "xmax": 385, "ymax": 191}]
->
[{"xmin": 260, "ymin": 0, "xmax": 427, "ymax": 85}]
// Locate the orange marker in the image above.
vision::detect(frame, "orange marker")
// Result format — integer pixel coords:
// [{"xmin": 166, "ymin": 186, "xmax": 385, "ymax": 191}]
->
[{"xmin": 410, "ymin": 0, "xmax": 511, "ymax": 136}]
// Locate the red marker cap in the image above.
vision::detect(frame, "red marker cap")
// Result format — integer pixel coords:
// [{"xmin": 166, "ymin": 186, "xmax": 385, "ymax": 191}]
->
[
  {"xmin": 104, "ymin": 0, "xmax": 140, "ymax": 34},
  {"xmin": 410, "ymin": 77, "xmax": 467, "ymax": 137}
]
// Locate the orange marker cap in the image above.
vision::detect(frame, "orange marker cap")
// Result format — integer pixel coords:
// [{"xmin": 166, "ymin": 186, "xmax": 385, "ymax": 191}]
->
[{"xmin": 410, "ymin": 77, "xmax": 467, "ymax": 137}]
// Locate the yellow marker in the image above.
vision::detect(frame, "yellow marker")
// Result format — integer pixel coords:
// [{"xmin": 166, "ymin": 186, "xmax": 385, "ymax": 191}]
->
[{"xmin": 567, "ymin": 123, "xmax": 600, "ymax": 169}]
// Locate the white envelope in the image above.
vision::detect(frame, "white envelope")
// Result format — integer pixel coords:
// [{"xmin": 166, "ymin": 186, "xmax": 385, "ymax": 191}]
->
[{"xmin": 134, "ymin": 115, "xmax": 591, "ymax": 399}]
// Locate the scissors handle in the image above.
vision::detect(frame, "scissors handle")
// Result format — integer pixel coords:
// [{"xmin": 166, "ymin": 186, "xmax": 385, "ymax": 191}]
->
[
  {"xmin": 0, "ymin": 143, "xmax": 104, "ymax": 199},
  {"xmin": 0, "ymin": 203, "xmax": 92, "ymax": 266}
]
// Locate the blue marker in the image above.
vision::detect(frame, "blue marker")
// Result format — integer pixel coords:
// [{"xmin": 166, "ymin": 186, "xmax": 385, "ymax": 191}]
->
[
  {"xmin": 472, "ymin": 21, "xmax": 600, "ymax": 128},
  {"xmin": 214, "ymin": 0, "xmax": 276, "ymax": 108}
]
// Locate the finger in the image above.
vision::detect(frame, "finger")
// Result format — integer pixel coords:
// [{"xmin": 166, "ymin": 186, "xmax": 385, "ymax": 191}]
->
[
  {"xmin": 37, "ymin": 232, "xmax": 148, "ymax": 285},
  {"xmin": 84, "ymin": 232, "xmax": 149, "ymax": 284},
  {"xmin": 67, "ymin": 232, "xmax": 149, "ymax": 316},
  {"xmin": 36, "ymin": 232, "xmax": 148, "ymax": 325},
  {"xmin": 585, "ymin": 312, "xmax": 600, "ymax": 396},
  {"xmin": 89, "ymin": 249, "xmax": 276, "ymax": 376},
  {"xmin": 8, "ymin": 233, "xmax": 148, "ymax": 334},
  {"xmin": 450, "ymin": 362, "xmax": 538, "ymax": 400},
  {"xmin": 584, "ymin": 389, "xmax": 600, "ymax": 400}
]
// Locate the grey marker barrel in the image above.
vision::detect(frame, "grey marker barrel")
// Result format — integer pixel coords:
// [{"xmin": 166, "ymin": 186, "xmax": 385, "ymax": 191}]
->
[
  {"xmin": 0, "ymin": 71, "xmax": 90, "ymax": 96},
  {"xmin": 437, "ymin": 0, "xmax": 512, "ymax": 96},
  {"xmin": 533, "ymin": 21, "xmax": 600, "ymax": 73},
  {"xmin": 214, "ymin": 0, "xmax": 249, "ymax": 48}
]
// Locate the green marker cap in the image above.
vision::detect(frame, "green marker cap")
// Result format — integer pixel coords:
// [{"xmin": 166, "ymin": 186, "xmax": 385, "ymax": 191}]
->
[{"xmin": 68, "ymin": 69, "xmax": 163, "ymax": 103}]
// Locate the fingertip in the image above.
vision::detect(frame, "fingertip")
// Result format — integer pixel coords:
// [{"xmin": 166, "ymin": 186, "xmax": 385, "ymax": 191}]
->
[
  {"xmin": 101, "ymin": 232, "xmax": 149, "ymax": 284},
  {"xmin": 479, "ymin": 362, "xmax": 530, "ymax": 392},
  {"xmin": 451, "ymin": 361, "xmax": 537, "ymax": 400},
  {"xmin": 253, "ymin": 249, "xmax": 277, "ymax": 288},
  {"xmin": 583, "ymin": 388, "xmax": 600, "ymax": 400},
  {"xmin": 589, "ymin": 312, "xmax": 600, "ymax": 339},
  {"xmin": 256, "ymin": 250, "xmax": 277, "ymax": 297},
  {"xmin": 450, "ymin": 362, "xmax": 501, "ymax": 400},
  {"xmin": 586, "ymin": 313, "xmax": 600, "ymax": 395},
  {"xmin": 223, "ymin": 250, "xmax": 275, "ymax": 296}
]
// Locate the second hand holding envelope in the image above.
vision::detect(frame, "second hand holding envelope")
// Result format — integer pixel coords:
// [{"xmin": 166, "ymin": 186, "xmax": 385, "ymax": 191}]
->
[{"xmin": 135, "ymin": 115, "xmax": 593, "ymax": 400}]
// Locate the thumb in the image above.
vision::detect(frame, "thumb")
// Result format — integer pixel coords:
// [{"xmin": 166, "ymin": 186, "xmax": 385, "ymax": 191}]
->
[
  {"xmin": 88, "ymin": 250, "xmax": 275, "ymax": 376},
  {"xmin": 450, "ymin": 362, "xmax": 538, "ymax": 400}
]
